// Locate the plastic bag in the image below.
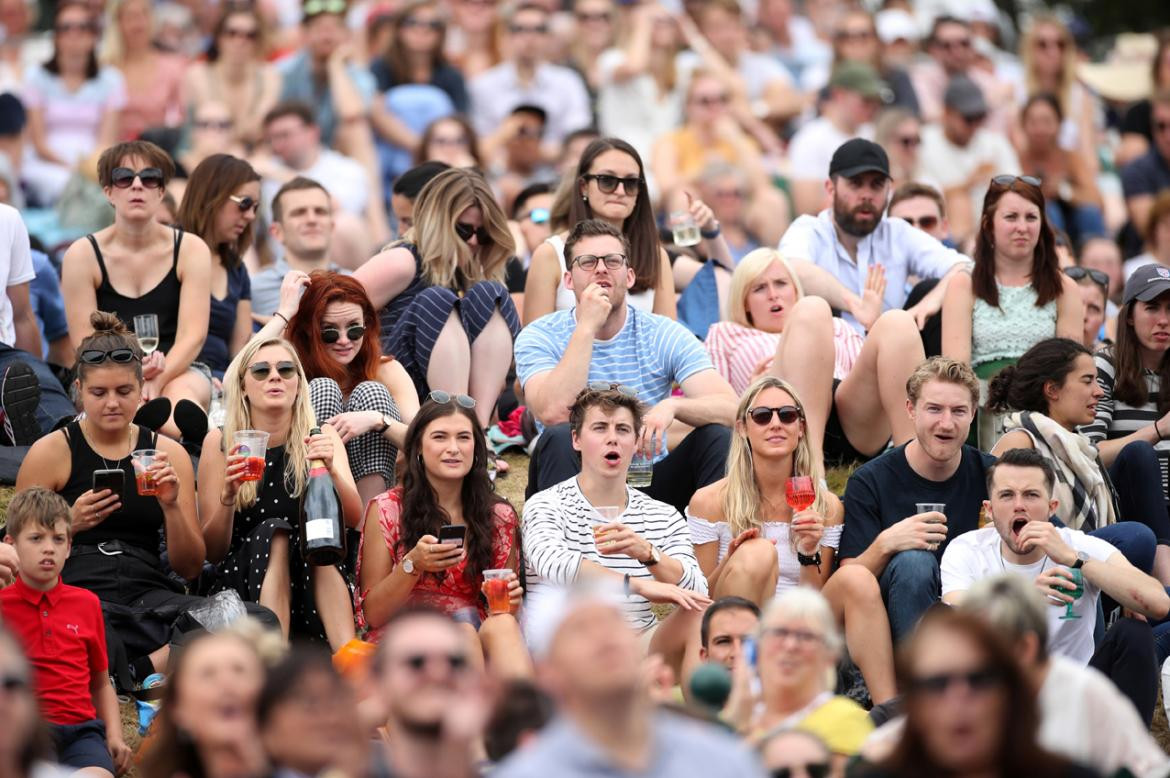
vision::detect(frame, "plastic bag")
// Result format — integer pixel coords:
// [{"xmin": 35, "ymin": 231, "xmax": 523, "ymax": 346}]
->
[{"xmin": 187, "ymin": 590, "xmax": 248, "ymax": 631}]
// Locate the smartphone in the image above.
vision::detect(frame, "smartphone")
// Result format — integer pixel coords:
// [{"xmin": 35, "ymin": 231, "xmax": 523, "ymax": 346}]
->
[
  {"xmin": 92, "ymin": 468, "xmax": 125, "ymax": 498},
  {"xmin": 438, "ymin": 524, "xmax": 467, "ymax": 549}
]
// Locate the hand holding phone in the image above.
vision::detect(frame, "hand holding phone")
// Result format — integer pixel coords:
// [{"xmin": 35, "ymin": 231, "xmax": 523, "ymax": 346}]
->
[{"xmin": 438, "ymin": 524, "xmax": 467, "ymax": 549}]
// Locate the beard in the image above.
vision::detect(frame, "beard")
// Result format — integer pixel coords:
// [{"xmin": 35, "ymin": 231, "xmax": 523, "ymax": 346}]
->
[{"xmin": 833, "ymin": 196, "xmax": 882, "ymax": 238}]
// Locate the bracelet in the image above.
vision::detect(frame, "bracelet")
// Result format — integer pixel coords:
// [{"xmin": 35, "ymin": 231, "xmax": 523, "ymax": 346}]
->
[
  {"xmin": 273, "ymin": 312, "xmax": 289, "ymax": 325},
  {"xmin": 700, "ymin": 224, "xmax": 722, "ymax": 239},
  {"xmin": 623, "ymin": 573, "xmax": 631, "ymax": 596}
]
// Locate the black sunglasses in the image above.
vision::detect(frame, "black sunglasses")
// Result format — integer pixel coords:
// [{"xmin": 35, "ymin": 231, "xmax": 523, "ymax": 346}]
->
[
  {"xmin": 79, "ymin": 348, "xmax": 140, "ymax": 365},
  {"xmin": 901, "ymin": 215, "xmax": 939, "ymax": 230},
  {"xmin": 772, "ymin": 765, "xmax": 830, "ymax": 778},
  {"xmin": 583, "ymin": 173, "xmax": 641, "ymax": 196},
  {"xmin": 194, "ymin": 119, "xmax": 233, "ymax": 131},
  {"xmin": 1064, "ymin": 266, "xmax": 1109, "ymax": 289},
  {"xmin": 572, "ymin": 253, "xmax": 627, "ymax": 272},
  {"xmin": 429, "ymin": 390, "xmax": 476, "ymax": 408},
  {"xmin": 897, "ymin": 134, "xmax": 921, "ymax": 148},
  {"xmin": 991, "ymin": 174, "xmax": 1042, "ymax": 188},
  {"xmin": 747, "ymin": 405, "xmax": 802, "ymax": 426},
  {"xmin": 400, "ymin": 652, "xmax": 469, "ymax": 673},
  {"xmin": 247, "ymin": 360, "xmax": 297, "ymax": 380},
  {"xmin": 0, "ymin": 673, "xmax": 29, "ymax": 693},
  {"xmin": 910, "ymin": 666, "xmax": 1003, "ymax": 696},
  {"xmin": 454, "ymin": 222, "xmax": 491, "ymax": 244},
  {"xmin": 403, "ymin": 17, "xmax": 443, "ymax": 30},
  {"xmin": 111, "ymin": 167, "xmax": 164, "ymax": 190},
  {"xmin": 229, "ymin": 195, "xmax": 259, "ymax": 214},
  {"xmin": 321, "ymin": 325, "xmax": 366, "ymax": 343}
]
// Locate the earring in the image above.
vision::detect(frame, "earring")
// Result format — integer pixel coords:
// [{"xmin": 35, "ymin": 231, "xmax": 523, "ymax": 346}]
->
[{"xmin": 582, "ymin": 194, "xmax": 588, "ymax": 202}]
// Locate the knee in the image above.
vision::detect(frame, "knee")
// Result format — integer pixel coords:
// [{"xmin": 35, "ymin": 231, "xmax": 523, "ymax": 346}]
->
[
  {"xmin": 886, "ymin": 550, "xmax": 939, "ymax": 585},
  {"xmin": 350, "ymin": 380, "xmax": 395, "ymax": 412},
  {"xmin": 310, "ymin": 377, "xmax": 344, "ymax": 404},
  {"xmin": 725, "ymin": 538, "xmax": 779, "ymax": 578},
  {"xmin": 787, "ymin": 296, "xmax": 833, "ymax": 327},
  {"xmin": 1110, "ymin": 617, "xmax": 1155, "ymax": 657},
  {"xmin": 1119, "ymin": 440, "xmax": 1159, "ymax": 468},
  {"xmin": 831, "ymin": 563, "xmax": 882, "ymax": 601},
  {"xmin": 871, "ymin": 309, "xmax": 918, "ymax": 342},
  {"xmin": 269, "ymin": 531, "xmax": 290, "ymax": 562}
]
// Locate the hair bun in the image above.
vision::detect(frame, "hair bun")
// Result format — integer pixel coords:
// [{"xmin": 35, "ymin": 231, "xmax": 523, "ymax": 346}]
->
[
  {"xmin": 985, "ymin": 365, "xmax": 1017, "ymax": 412},
  {"xmin": 89, "ymin": 311, "xmax": 130, "ymax": 336}
]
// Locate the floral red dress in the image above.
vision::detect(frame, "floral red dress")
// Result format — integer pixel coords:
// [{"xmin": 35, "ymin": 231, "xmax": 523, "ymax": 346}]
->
[{"xmin": 354, "ymin": 487, "xmax": 519, "ymax": 642}]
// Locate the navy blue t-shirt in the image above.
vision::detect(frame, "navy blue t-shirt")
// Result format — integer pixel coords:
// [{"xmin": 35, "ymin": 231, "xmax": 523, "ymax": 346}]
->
[
  {"xmin": 197, "ymin": 263, "xmax": 251, "ymax": 377},
  {"xmin": 839, "ymin": 443, "xmax": 997, "ymax": 561}
]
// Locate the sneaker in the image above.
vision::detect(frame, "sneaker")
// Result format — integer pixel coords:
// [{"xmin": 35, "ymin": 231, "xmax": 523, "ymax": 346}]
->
[{"xmin": 1, "ymin": 361, "xmax": 40, "ymax": 445}]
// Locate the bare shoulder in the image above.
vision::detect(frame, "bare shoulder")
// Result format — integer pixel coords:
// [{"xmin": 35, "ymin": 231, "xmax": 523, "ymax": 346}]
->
[
  {"xmin": 688, "ymin": 478, "xmax": 729, "ymax": 521},
  {"xmin": 823, "ymin": 491, "xmax": 844, "ymax": 526}
]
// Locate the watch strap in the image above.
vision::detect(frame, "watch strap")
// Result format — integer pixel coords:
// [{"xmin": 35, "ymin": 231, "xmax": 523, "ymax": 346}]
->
[
  {"xmin": 796, "ymin": 549, "xmax": 822, "ymax": 567},
  {"xmin": 642, "ymin": 545, "xmax": 661, "ymax": 567}
]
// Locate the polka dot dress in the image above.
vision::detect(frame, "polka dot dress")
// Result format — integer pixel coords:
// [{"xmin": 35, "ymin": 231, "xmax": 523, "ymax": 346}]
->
[{"xmin": 208, "ymin": 444, "xmax": 330, "ymax": 642}]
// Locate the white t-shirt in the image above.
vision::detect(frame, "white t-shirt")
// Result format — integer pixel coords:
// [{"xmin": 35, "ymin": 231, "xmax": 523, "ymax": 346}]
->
[
  {"xmin": 0, "ymin": 205, "xmax": 36, "ymax": 348},
  {"xmin": 261, "ymin": 149, "xmax": 369, "ymax": 219},
  {"xmin": 918, "ymin": 123, "xmax": 1021, "ymax": 210},
  {"xmin": 786, "ymin": 117, "xmax": 872, "ymax": 181},
  {"xmin": 940, "ymin": 525, "xmax": 1117, "ymax": 663}
]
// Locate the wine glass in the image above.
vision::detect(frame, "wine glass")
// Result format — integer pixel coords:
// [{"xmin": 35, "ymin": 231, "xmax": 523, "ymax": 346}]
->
[
  {"xmin": 134, "ymin": 314, "xmax": 160, "ymax": 356},
  {"xmin": 1058, "ymin": 568, "xmax": 1084, "ymax": 620},
  {"xmin": 785, "ymin": 476, "xmax": 815, "ymax": 512}
]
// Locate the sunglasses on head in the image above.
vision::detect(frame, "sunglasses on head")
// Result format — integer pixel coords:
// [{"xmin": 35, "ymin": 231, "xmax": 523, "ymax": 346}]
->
[
  {"xmin": 399, "ymin": 652, "xmax": 468, "ymax": 673},
  {"xmin": 79, "ymin": 348, "xmax": 140, "ymax": 365},
  {"xmin": 900, "ymin": 215, "xmax": 939, "ymax": 230},
  {"xmin": 587, "ymin": 381, "xmax": 638, "ymax": 397},
  {"xmin": 229, "ymin": 194, "xmax": 260, "ymax": 214},
  {"xmin": 321, "ymin": 324, "xmax": 366, "ymax": 343},
  {"xmin": 991, "ymin": 174, "xmax": 1041, "ymax": 188},
  {"xmin": 247, "ymin": 361, "xmax": 297, "ymax": 380},
  {"xmin": 583, "ymin": 173, "xmax": 641, "ymax": 196},
  {"xmin": 111, "ymin": 167, "xmax": 165, "ymax": 190},
  {"xmin": 909, "ymin": 666, "xmax": 1003, "ymax": 696},
  {"xmin": 1064, "ymin": 266, "xmax": 1109, "ymax": 289},
  {"xmin": 747, "ymin": 405, "xmax": 802, "ymax": 426},
  {"xmin": 771, "ymin": 765, "xmax": 830, "ymax": 778},
  {"xmin": 429, "ymin": 390, "xmax": 476, "ymax": 408},
  {"xmin": 454, "ymin": 222, "xmax": 491, "ymax": 244},
  {"xmin": 572, "ymin": 253, "xmax": 627, "ymax": 272}
]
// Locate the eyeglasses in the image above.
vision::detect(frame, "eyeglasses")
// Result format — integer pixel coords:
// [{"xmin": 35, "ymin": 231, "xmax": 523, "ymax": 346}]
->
[
  {"xmin": 587, "ymin": 381, "xmax": 638, "ymax": 397},
  {"xmin": 194, "ymin": 119, "xmax": 233, "ymax": 131},
  {"xmin": 571, "ymin": 253, "xmax": 627, "ymax": 272},
  {"xmin": 402, "ymin": 17, "xmax": 443, "ymax": 30},
  {"xmin": 747, "ymin": 405, "xmax": 802, "ymax": 426},
  {"xmin": 1064, "ymin": 266, "xmax": 1109, "ymax": 289},
  {"xmin": 509, "ymin": 23, "xmax": 549, "ymax": 34},
  {"xmin": 222, "ymin": 26, "xmax": 259, "ymax": 40},
  {"xmin": 429, "ymin": 390, "xmax": 476, "ymax": 408},
  {"xmin": 229, "ymin": 195, "xmax": 260, "ymax": 214},
  {"xmin": 247, "ymin": 360, "xmax": 298, "ymax": 380},
  {"xmin": 582, "ymin": 173, "xmax": 641, "ymax": 196},
  {"xmin": 56, "ymin": 21, "xmax": 96, "ymax": 34},
  {"xmin": 576, "ymin": 11, "xmax": 611, "ymax": 23},
  {"xmin": 111, "ymin": 167, "xmax": 165, "ymax": 190},
  {"xmin": 321, "ymin": 324, "xmax": 366, "ymax": 343},
  {"xmin": 398, "ymin": 652, "xmax": 469, "ymax": 674},
  {"xmin": 909, "ymin": 666, "xmax": 1003, "ymax": 697},
  {"xmin": 693, "ymin": 93, "xmax": 730, "ymax": 108},
  {"xmin": 303, "ymin": 0, "xmax": 347, "ymax": 16},
  {"xmin": 454, "ymin": 221, "xmax": 491, "ymax": 244},
  {"xmin": 771, "ymin": 765, "xmax": 830, "ymax": 778},
  {"xmin": 900, "ymin": 215, "xmax": 939, "ymax": 230},
  {"xmin": 0, "ymin": 673, "xmax": 29, "ymax": 693},
  {"xmin": 991, "ymin": 174, "xmax": 1041, "ymax": 189},
  {"xmin": 1034, "ymin": 37, "xmax": 1066, "ymax": 51},
  {"xmin": 79, "ymin": 348, "xmax": 140, "ymax": 365},
  {"xmin": 520, "ymin": 207, "xmax": 550, "ymax": 224},
  {"xmin": 897, "ymin": 134, "xmax": 921, "ymax": 148},
  {"xmin": 936, "ymin": 37, "xmax": 971, "ymax": 50},
  {"xmin": 761, "ymin": 626, "xmax": 823, "ymax": 646}
]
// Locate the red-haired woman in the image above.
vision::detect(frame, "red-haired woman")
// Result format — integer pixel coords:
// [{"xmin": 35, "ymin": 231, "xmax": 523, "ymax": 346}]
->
[{"xmin": 261, "ymin": 270, "xmax": 419, "ymax": 506}]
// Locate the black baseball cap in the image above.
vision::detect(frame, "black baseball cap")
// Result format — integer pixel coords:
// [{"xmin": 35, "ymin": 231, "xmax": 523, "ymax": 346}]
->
[
  {"xmin": 829, "ymin": 138, "xmax": 890, "ymax": 179},
  {"xmin": 1123, "ymin": 263, "xmax": 1170, "ymax": 305}
]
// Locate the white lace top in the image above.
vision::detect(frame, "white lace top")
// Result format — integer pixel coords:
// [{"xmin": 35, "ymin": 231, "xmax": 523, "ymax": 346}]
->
[
  {"xmin": 686, "ymin": 512, "xmax": 843, "ymax": 594},
  {"xmin": 970, "ymin": 283, "xmax": 1057, "ymax": 368}
]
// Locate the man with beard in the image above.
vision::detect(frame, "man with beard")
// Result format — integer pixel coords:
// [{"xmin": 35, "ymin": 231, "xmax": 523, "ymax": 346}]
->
[
  {"xmin": 941, "ymin": 447, "xmax": 1168, "ymax": 723},
  {"xmin": 778, "ymin": 138, "xmax": 968, "ymax": 334}
]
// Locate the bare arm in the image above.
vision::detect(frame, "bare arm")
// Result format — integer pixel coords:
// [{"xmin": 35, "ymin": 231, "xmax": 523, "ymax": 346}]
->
[
  {"xmin": 989, "ymin": 429, "xmax": 1035, "ymax": 458},
  {"xmin": 7, "ymin": 282, "xmax": 42, "ymax": 357},
  {"xmin": 327, "ymin": 53, "xmax": 367, "ymax": 125},
  {"xmin": 370, "ymin": 96, "xmax": 420, "ymax": 149},
  {"xmin": 377, "ymin": 359, "xmax": 420, "ymax": 448},
  {"xmin": 1089, "ymin": 553, "xmax": 1170, "ymax": 618},
  {"xmin": 60, "ymin": 238, "xmax": 101, "ymax": 349},
  {"xmin": 96, "ymin": 103, "xmax": 120, "ymax": 150},
  {"xmin": 522, "ymin": 242, "xmax": 562, "ymax": 325},
  {"xmin": 321, "ymin": 424, "xmax": 363, "ymax": 530},
  {"xmin": 939, "ymin": 268, "xmax": 974, "ymax": 365},
  {"xmin": 608, "ymin": 5, "xmax": 653, "ymax": 82},
  {"xmin": 1126, "ymin": 195, "xmax": 1154, "ymax": 240},
  {"xmin": 1054, "ymin": 275, "xmax": 1085, "ymax": 343},
  {"xmin": 651, "ymin": 248, "xmax": 677, "ymax": 319},
  {"xmin": 353, "ymin": 246, "xmax": 418, "ymax": 311},
  {"xmin": 672, "ymin": 368, "xmax": 737, "ymax": 428},
  {"xmin": 197, "ymin": 428, "xmax": 235, "ymax": 564},
  {"xmin": 155, "ymin": 436, "xmax": 206, "ymax": 579},
  {"xmin": 25, "ymin": 107, "xmax": 65, "ymax": 165},
  {"xmin": 789, "ymin": 259, "xmax": 866, "ymax": 317},
  {"xmin": 229, "ymin": 297, "xmax": 253, "ymax": 362},
  {"xmin": 159, "ymin": 236, "xmax": 213, "ymax": 385},
  {"xmin": 523, "ymin": 330, "xmax": 594, "ymax": 425},
  {"xmin": 355, "ymin": 501, "xmax": 420, "ymax": 628}
]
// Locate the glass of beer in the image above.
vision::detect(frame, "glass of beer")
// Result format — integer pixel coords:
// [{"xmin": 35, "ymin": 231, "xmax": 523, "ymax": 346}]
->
[
  {"xmin": 233, "ymin": 430, "xmax": 270, "ymax": 482},
  {"xmin": 669, "ymin": 211, "xmax": 701, "ymax": 247},
  {"xmin": 592, "ymin": 505, "xmax": 622, "ymax": 547},
  {"xmin": 130, "ymin": 449, "xmax": 160, "ymax": 495},
  {"xmin": 482, "ymin": 569, "xmax": 512, "ymax": 615}
]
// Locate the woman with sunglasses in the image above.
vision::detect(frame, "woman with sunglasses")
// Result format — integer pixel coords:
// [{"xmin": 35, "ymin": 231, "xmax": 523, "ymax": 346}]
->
[
  {"xmin": 524, "ymin": 137, "xmax": 676, "ymax": 323},
  {"xmin": 62, "ymin": 140, "xmax": 213, "ymax": 441},
  {"xmin": 16, "ymin": 311, "xmax": 208, "ymax": 683},
  {"xmin": 101, "ymin": 0, "xmax": 186, "ymax": 141},
  {"xmin": 1063, "ymin": 266, "xmax": 1109, "ymax": 351},
  {"xmin": 21, "ymin": 1, "xmax": 124, "ymax": 206},
  {"xmin": 355, "ymin": 394, "xmax": 530, "ymax": 677},
  {"xmin": 199, "ymin": 338, "xmax": 361, "ymax": 648},
  {"xmin": 356, "ymin": 166, "xmax": 518, "ymax": 433},
  {"xmin": 687, "ymin": 375, "xmax": 896, "ymax": 705},
  {"xmin": 941, "ymin": 175, "xmax": 1082, "ymax": 379}
]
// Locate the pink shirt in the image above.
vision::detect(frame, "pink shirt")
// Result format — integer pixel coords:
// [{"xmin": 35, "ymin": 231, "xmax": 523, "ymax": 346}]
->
[{"xmin": 705, "ymin": 318, "xmax": 864, "ymax": 395}]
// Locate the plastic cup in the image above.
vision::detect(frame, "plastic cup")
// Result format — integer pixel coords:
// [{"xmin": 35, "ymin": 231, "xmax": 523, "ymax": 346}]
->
[
  {"xmin": 627, "ymin": 452, "xmax": 653, "ymax": 488},
  {"xmin": 234, "ymin": 430, "xmax": 270, "ymax": 482},
  {"xmin": 591, "ymin": 506, "xmax": 622, "ymax": 546},
  {"xmin": 332, "ymin": 638, "xmax": 376, "ymax": 682},
  {"xmin": 130, "ymin": 449, "xmax": 160, "ymax": 495},
  {"xmin": 669, "ymin": 211, "xmax": 701, "ymax": 247},
  {"xmin": 482, "ymin": 569, "xmax": 512, "ymax": 615},
  {"xmin": 916, "ymin": 503, "xmax": 946, "ymax": 522}
]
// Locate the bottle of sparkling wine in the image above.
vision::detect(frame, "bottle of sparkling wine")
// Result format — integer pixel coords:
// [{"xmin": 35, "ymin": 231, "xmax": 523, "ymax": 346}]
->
[{"xmin": 302, "ymin": 427, "xmax": 345, "ymax": 566}]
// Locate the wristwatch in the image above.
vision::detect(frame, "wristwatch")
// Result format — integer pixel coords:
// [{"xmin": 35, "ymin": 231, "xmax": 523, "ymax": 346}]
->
[
  {"xmin": 797, "ymin": 549, "xmax": 822, "ymax": 567},
  {"xmin": 401, "ymin": 556, "xmax": 419, "ymax": 576},
  {"xmin": 642, "ymin": 544, "xmax": 662, "ymax": 567},
  {"xmin": 1071, "ymin": 551, "xmax": 1089, "ymax": 570},
  {"xmin": 378, "ymin": 413, "xmax": 393, "ymax": 434}
]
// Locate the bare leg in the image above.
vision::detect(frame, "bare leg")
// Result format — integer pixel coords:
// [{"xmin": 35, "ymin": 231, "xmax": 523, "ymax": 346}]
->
[
  {"xmin": 148, "ymin": 643, "xmax": 171, "ymax": 674},
  {"xmin": 772, "ymin": 296, "xmax": 835, "ymax": 468},
  {"xmin": 458, "ymin": 622, "xmax": 487, "ymax": 673},
  {"xmin": 468, "ymin": 310, "xmax": 514, "ymax": 430},
  {"xmin": 259, "ymin": 532, "xmax": 292, "ymax": 639},
  {"xmin": 426, "ymin": 311, "xmax": 471, "ymax": 395},
  {"xmin": 1155, "ymin": 546, "xmax": 1170, "ymax": 587},
  {"xmin": 835, "ymin": 309, "xmax": 924, "ymax": 455},
  {"xmin": 356, "ymin": 474, "xmax": 385, "ymax": 509},
  {"xmin": 712, "ymin": 537, "xmax": 780, "ymax": 605},
  {"xmin": 649, "ymin": 605, "xmax": 705, "ymax": 698},
  {"xmin": 72, "ymin": 768, "xmax": 114, "ymax": 778},
  {"xmin": 823, "ymin": 565, "xmax": 896, "ymax": 704},
  {"xmin": 311, "ymin": 564, "xmax": 357, "ymax": 651},
  {"xmin": 158, "ymin": 370, "xmax": 213, "ymax": 440},
  {"xmin": 478, "ymin": 613, "xmax": 534, "ymax": 679}
]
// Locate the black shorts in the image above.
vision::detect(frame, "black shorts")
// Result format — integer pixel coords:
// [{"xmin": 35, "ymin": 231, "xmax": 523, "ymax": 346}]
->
[
  {"xmin": 50, "ymin": 719, "xmax": 115, "ymax": 773},
  {"xmin": 824, "ymin": 378, "xmax": 884, "ymax": 468}
]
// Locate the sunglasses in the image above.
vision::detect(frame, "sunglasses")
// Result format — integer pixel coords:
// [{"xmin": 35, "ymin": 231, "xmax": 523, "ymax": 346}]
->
[
  {"xmin": 194, "ymin": 119, "xmax": 233, "ymax": 131},
  {"xmin": 772, "ymin": 765, "xmax": 830, "ymax": 778},
  {"xmin": 897, "ymin": 134, "xmax": 921, "ymax": 148},
  {"xmin": 111, "ymin": 167, "xmax": 165, "ymax": 190},
  {"xmin": 429, "ymin": 390, "xmax": 476, "ymax": 408},
  {"xmin": 588, "ymin": 381, "xmax": 638, "ymax": 397},
  {"xmin": 747, "ymin": 405, "xmax": 802, "ymax": 426},
  {"xmin": 521, "ymin": 206, "xmax": 550, "ymax": 224},
  {"xmin": 79, "ymin": 348, "xmax": 140, "ymax": 365},
  {"xmin": 399, "ymin": 652, "xmax": 469, "ymax": 673},
  {"xmin": 321, "ymin": 324, "xmax": 366, "ymax": 343},
  {"xmin": 222, "ymin": 26, "xmax": 259, "ymax": 40},
  {"xmin": 56, "ymin": 21, "xmax": 96, "ymax": 34},
  {"xmin": 909, "ymin": 667, "xmax": 1003, "ymax": 696},
  {"xmin": 1064, "ymin": 266, "xmax": 1109, "ymax": 289},
  {"xmin": 761, "ymin": 625, "xmax": 822, "ymax": 645},
  {"xmin": 576, "ymin": 11, "xmax": 611, "ymax": 22},
  {"xmin": 694, "ymin": 94, "xmax": 730, "ymax": 108},
  {"xmin": 509, "ymin": 23, "xmax": 548, "ymax": 34},
  {"xmin": 402, "ymin": 17, "xmax": 443, "ymax": 30},
  {"xmin": 583, "ymin": 173, "xmax": 641, "ymax": 196},
  {"xmin": 229, "ymin": 195, "xmax": 260, "ymax": 214},
  {"xmin": 247, "ymin": 360, "xmax": 297, "ymax": 380},
  {"xmin": 835, "ymin": 29, "xmax": 873, "ymax": 41},
  {"xmin": 572, "ymin": 253, "xmax": 627, "ymax": 272},
  {"xmin": 900, "ymin": 215, "xmax": 939, "ymax": 230},
  {"xmin": 936, "ymin": 37, "xmax": 971, "ymax": 50},
  {"xmin": 0, "ymin": 673, "xmax": 29, "ymax": 693},
  {"xmin": 991, "ymin": 174, "xmax": 1041, "ymax": 188},
  {"xmin": 454, "ymin": 221, "xmax": 491, "ymax": 244},
  {"xmin": 303, "ymin": 0, "xmax": 347, "ymax": 16}
]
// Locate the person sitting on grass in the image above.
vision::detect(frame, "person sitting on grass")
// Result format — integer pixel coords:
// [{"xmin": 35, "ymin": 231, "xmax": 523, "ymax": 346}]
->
[{"xmin": 0, "ymin": 487, "xmax": 131, "ymax": 778}]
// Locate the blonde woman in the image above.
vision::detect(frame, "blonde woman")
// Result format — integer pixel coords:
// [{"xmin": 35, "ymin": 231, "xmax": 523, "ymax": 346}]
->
[
  {"xmin": 197, "ymin": 338, "xmax": 362, "ymax": 649},
  {"xmin": 355, "ymin": 167, "xmax": 518, "ymax": 431},
  {"xmin": 101, "ymin": 0, "xmax": 186, "ymax": 140},
  {"xmin": 687, "ymin": 375, "xmax": 896, "ymax": 704}
]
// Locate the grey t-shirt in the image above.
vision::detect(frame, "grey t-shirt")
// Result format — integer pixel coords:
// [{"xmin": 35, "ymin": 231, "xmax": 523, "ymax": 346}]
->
[{"xmin": 249, "ymin": 258, "xmax": 349, "ymax": 318}]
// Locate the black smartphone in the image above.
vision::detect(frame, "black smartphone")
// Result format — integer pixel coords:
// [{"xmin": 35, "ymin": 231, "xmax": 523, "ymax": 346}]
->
[
  {"xmin": 438, "ymin": 524, "xmax": 466, "ymax": 549},
  {"xmin": 92, "ymin": 468, "xmax": 125, "ymax": 498}
]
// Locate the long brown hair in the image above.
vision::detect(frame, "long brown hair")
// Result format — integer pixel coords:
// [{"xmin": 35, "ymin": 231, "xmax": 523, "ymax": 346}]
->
[
  {"xmin": 177, "ymin": 154, "xmax": 260, "ymax": 269},
  {"xmin": 971, "ymin": 177, "xmax": 1061, "ymax": 308},
  {"xmin": 1106, "ymin": 299, "xmax": 1170, "ymax": 411},
  {"xmin": 569, "ymin": 138, "xmax": 661, "ymax": 295},
  {"xmin": 286, "ymin": 271, "xmax": 382, "ymax": 393},
  {"xmin": 384, "ymin": 0, "xmax": 448, "ymax": 84}
]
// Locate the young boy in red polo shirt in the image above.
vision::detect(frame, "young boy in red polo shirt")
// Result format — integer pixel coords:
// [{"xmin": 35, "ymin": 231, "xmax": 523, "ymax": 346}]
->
[{"xmin": 0, "ymin": 487, "xmax": 131, "ymax": 777}]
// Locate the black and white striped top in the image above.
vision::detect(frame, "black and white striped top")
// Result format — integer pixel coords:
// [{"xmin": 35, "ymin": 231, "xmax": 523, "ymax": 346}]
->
[
  {"xmin": 1083, "ymin": 352, "xmax": 1170, "ymax": 499},
  {"xmin": 521, "ymin": 477, "xmax": 707, "ymax": 632}
]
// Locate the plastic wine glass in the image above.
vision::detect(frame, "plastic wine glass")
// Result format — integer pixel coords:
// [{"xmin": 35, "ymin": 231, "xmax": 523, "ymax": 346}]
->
[
  {"xmin": 133, "ymin": 314, "xmax": 159, "ymax": 356},
  {"xmin": 1059, "ymin": 568, "xmax": 1084, "ymax": 620},
  {"xmin": 785, "ymin": 476, "xmax": 815, "ymax": 512}
]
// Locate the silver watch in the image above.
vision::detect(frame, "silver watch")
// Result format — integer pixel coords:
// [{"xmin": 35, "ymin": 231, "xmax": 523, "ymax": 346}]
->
[{"xmin": 402, "ymin": 557, "xmax": 418, "ymax": 575}]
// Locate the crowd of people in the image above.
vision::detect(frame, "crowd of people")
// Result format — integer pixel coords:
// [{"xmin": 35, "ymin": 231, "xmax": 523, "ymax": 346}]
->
[{"xmin": 0, "ymin": 0, "xmax": 1168, "ymax": 775}]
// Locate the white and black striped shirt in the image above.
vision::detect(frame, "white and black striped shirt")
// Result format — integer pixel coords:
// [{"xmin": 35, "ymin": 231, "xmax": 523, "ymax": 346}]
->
[{"xmin": 521, "ymin": 477, "xmax": 707, "ymax": 632}]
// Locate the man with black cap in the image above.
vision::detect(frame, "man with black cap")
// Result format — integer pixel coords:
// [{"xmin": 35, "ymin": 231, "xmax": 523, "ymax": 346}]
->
[
  {"xmin": 778, "ymin": 137, "xmax": 969, "ymax": 334},
  {"xmin": 919, "ymin": 74, "xmax": 1020, "ymax": 242}
]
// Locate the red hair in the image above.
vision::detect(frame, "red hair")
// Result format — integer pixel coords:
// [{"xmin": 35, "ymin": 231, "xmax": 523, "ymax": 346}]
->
[{"xmin": 287, "ymin": 271, "xmax": 383, "ymax": 392}]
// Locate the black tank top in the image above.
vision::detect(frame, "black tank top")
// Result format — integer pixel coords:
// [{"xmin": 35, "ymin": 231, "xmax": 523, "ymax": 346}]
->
[
  {"xmin": 87, "ymin": 228, "xmax": 183, "ymax": 356},
  {"xmin": 60, "ymin": 421, "xmax": 165, "ymax": 553}
]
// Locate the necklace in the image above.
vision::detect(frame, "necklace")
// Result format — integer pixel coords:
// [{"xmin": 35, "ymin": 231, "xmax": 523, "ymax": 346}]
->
[
  {"xmin": 998, "ymin": 541, "xmax": 1049, "ymax": 575},
  {"xmin": 81, "ymin": 419, "xmax": 134, "ymax": 470}
]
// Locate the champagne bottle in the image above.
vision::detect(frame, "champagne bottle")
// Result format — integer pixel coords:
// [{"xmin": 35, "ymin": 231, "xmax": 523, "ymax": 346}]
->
[{"xmin": 302, "ymin": 427, "xmax": 345, "ymax": 566}]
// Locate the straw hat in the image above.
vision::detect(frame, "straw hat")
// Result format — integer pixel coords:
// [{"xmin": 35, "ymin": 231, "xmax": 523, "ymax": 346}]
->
[{"xmin": 1078, "ymin": 33, "xmax": 1158, "ymax": 103}]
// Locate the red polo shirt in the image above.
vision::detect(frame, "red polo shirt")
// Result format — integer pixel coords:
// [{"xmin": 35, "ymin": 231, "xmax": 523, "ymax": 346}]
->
[{"xmin": 0, "ymin": 576, "xmax": 106, "ymax": 724}]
